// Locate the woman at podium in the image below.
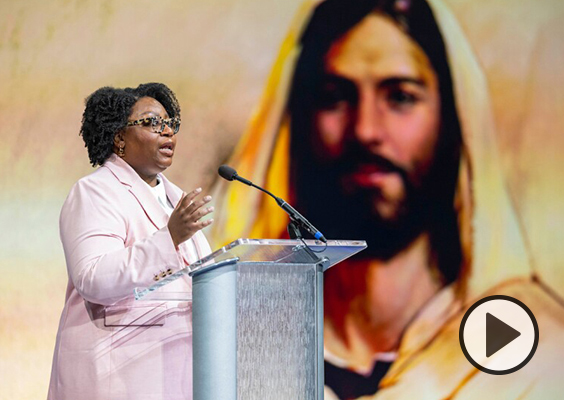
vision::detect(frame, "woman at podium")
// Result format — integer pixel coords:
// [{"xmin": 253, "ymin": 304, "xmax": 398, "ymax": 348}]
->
[{"xmin": 48, "ymin": 83, "xmax": 213, "ymax": 400}]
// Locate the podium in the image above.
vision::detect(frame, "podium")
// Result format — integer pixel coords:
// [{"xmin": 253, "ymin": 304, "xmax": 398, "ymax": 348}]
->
[{"xmin": 135, "ymin": 238, "xmax": 366, "ymax": 400}]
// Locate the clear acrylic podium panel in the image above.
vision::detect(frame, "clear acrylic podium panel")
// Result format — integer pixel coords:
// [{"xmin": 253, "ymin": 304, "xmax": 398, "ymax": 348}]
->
[{"xmin": 134, "ymin": 238, "xmax": 367, "ymax": 301}]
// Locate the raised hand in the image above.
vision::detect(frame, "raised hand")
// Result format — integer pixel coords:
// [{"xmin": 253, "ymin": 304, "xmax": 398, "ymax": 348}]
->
[{"xmin": 167, "ymin": 188, "xmax": 214, "ymax": 248}]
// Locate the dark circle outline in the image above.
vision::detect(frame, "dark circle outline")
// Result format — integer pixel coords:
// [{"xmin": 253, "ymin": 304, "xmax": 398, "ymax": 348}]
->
[{"xmin": 459, "ymin": 294, "xmax": 539, "ymax": 375}]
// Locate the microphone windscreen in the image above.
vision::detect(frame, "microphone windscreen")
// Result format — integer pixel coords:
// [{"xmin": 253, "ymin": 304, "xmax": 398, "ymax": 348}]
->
[{"xmin": 218, "ymin": 165, "xmax": 237, "ymax": 181}]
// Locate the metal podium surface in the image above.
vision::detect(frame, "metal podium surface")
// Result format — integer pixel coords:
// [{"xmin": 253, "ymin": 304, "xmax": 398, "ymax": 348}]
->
[{"xmin": 135, "ymin": 239, "xmax": 366, "ymax": 400}]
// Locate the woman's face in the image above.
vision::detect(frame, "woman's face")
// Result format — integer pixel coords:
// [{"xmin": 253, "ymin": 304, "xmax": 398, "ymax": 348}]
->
[{"xmin": 116, "ymin": 96, "xmax": 177, "ymax": 186}]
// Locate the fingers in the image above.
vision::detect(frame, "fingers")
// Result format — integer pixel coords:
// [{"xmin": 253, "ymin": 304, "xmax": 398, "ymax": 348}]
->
[
  {"xmin": 174, "ymin": 192, "xmax": 186, "ymax": 211},
  {"xmin": 174, "ymin": 187, "xmax": 214, "ymax": 225},
  {"xmin": 195, "ymin": 205, "xmax": 214, "ymax": 220},
  {"xmin": 183, "ymin": 195, "xmax": 212, "ymax": 215},
  {"xmin": 180, "ymin": 204, "xmax": 212, "ymax": 223},
  {"xmin": 168, "ymin": 188, "xmax": 215, "ymax": 246},
  {"xmin": 194, "ymin": 218, "xmax": 214, "ymax": 230},
  {"xmin": 178, "ymin": 187, "xmax": 202, "ymax": 209}
]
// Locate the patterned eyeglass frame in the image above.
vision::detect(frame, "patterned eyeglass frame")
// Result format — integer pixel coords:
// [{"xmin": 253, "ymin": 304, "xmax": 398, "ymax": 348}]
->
[{"xmin": 126, "ymin": 116, "xmax": 181, "ymax": 134}]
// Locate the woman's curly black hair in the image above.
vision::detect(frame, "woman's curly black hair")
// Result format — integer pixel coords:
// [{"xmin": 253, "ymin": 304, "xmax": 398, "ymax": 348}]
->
[{"xmin": 80, "ymin": 82, "xmax": 181, "ymax": 166}]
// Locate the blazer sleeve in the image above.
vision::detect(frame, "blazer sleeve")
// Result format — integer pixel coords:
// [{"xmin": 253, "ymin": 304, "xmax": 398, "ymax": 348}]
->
[{"xmin": 60, "ymin": 178, "xmax": 184, "ymax": 306}]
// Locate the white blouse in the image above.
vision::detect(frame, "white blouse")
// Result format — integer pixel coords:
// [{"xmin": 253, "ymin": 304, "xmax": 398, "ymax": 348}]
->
[{"xmin": 149, "ymin": 175, "xmax": 174, "ymax": 215}]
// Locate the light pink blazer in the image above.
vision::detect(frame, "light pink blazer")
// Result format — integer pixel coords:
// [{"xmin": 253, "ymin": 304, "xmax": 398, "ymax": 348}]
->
[{"xmin": 48, "ymin": 154, "xmax": 211, "ymax": 400}]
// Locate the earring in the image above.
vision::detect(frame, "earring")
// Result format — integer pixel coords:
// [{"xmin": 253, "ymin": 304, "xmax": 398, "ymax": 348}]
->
[{"xmin": 118, "ymin": 144, "xmax": 125, "ymax": 158}]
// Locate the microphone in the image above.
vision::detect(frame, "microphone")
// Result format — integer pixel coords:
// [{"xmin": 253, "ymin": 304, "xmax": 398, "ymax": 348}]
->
[
  {"xmin": 217, "ymin": 165, "xmax": 327, "ymax": 243},
  {"xmin": 218, "ymin": 165, "xmax": 252, "ymax": 186}
]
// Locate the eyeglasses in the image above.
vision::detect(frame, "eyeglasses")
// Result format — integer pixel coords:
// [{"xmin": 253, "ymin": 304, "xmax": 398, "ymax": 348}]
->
[{"xmin": 126, "ymin": 116, "xmax": 181, "ymax": 135}]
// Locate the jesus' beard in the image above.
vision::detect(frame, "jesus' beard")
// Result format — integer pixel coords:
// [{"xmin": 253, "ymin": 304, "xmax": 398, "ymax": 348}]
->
[{"xmin": 292, "ymin": 154, "xmax": 438, "ymax": 261}]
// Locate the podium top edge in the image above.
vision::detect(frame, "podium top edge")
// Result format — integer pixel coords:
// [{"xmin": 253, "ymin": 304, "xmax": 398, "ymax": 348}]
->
[{"xmin": 227, "ymin": 238, "xmax": 367, "ymax": 248}]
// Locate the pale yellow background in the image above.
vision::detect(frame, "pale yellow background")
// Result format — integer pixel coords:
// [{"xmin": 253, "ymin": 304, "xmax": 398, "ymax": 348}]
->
[{"xmin": 1, "ymin": 0, "xmax": 562, "ymax": 399}]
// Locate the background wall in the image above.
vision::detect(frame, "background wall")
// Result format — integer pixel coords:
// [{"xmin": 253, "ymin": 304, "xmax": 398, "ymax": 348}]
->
[{"xmin": 0, "ymin": 0, "xmax": 562, "ymax": 398}]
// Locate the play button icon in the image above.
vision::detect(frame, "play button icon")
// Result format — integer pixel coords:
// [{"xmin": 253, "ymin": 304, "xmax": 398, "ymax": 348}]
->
[
  {"xmin": 486, "ymin": 313, "xmax": 521, "ymax": 357},
  {"xmin": 459, "ymin": 295, "xmax": 539, "ymax": 375}
]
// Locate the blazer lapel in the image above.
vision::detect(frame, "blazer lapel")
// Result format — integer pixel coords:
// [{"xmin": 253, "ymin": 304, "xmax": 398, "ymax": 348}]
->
[{"xmin": 103, "ymin": 154, "xmax": 168, "ymax": 230}]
